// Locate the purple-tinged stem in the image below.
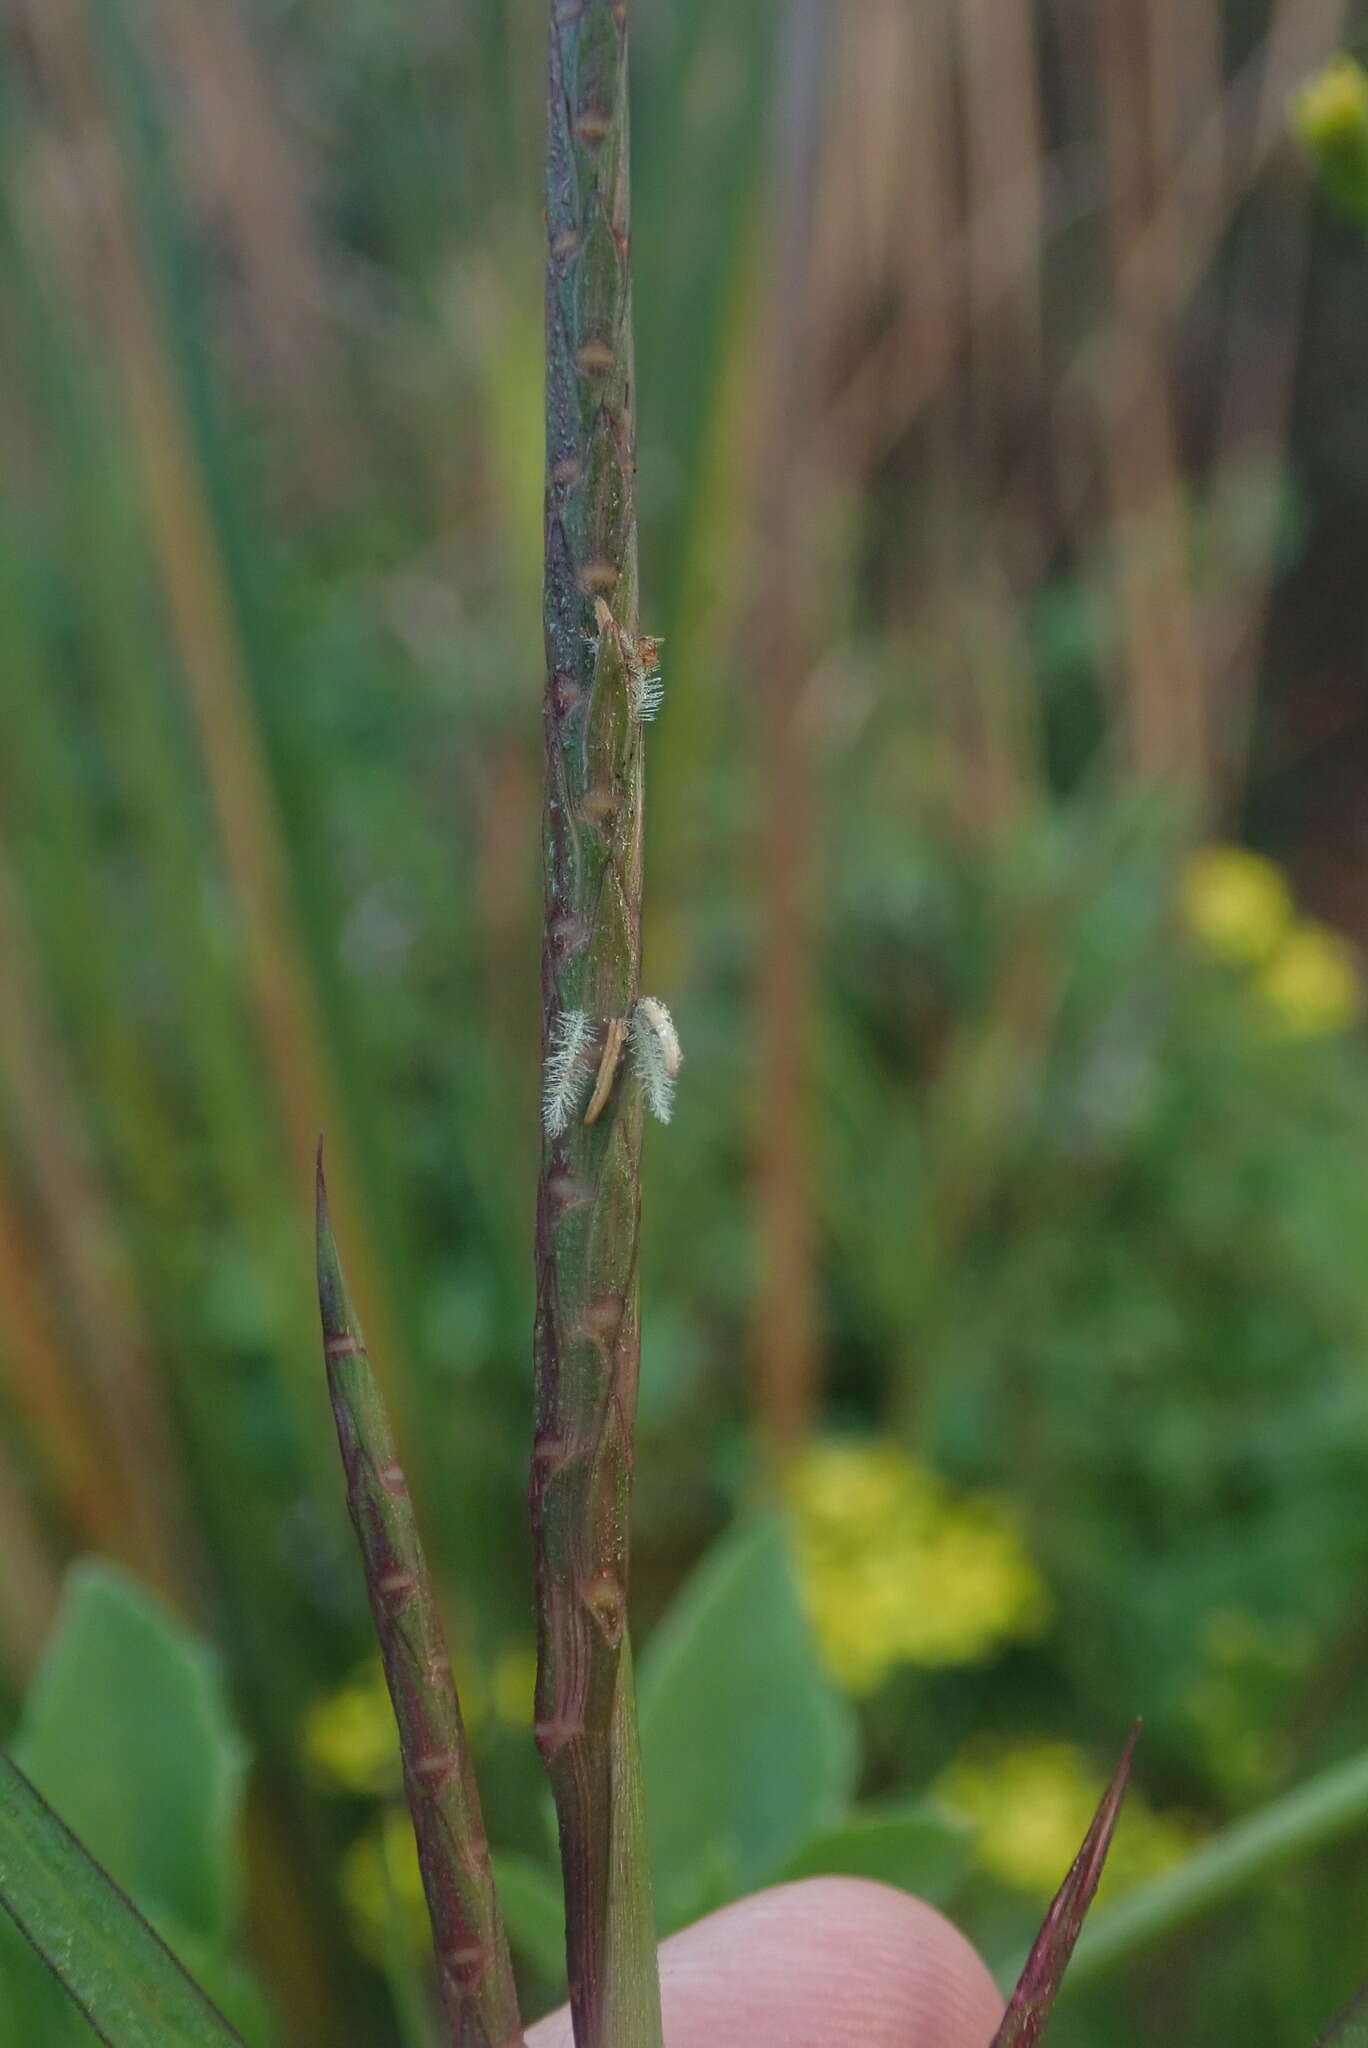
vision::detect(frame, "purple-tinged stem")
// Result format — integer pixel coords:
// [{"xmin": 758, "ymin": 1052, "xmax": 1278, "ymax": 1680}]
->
[
  {"xmin": 317, "ymin": 1155, "xmax": 524, "ymax": 2048},
  {"xmin": 989, "ymin": 1724, "xmax": 1139, "ymax": 2048},
  {"xmin": 533, "ymin": 1, "xmax": 663, "ymax": 2042}
]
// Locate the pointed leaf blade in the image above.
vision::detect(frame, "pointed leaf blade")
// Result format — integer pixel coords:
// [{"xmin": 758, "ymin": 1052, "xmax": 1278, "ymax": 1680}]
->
[
  {"xmin": 0, "ymin": 1751, "xmax": 246, "ymax": 2048},
  {"xmin": 317, "ymin": 1152, "xmax": 524, "ymax": 2047},
  {"xmin": 990, "ymin": 1725, "xmax": 1139, "ymax": 2048}
]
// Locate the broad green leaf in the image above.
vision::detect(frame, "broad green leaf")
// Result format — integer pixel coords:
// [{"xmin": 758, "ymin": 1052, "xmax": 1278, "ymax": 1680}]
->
[
  {"xmin": 780, "ymin": 1800, "xmax": 973, "ymax": 1906},
  {"xmin": 0, "ymin": 1751, "xmax": 245, "ymax": 2047},
  {"xmin": 15, "ymin": 1563, "xmax": 247, "ymax": 1943},
  {"xmin": 0, "ymin": 1564, "xmax": 270, "ymax": 2046},
  {"xmin": 639, "ymin": 1516, "xmax": 858, "ymax": 1933}
]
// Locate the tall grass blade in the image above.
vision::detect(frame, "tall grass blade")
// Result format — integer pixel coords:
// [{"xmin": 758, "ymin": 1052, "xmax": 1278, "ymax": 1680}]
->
[
  {"xmin": 317, "ymin": 1155, "xmax": 524, "ymax": 2048},
  {"xmin": 988, "ymin": 1725, "xmax": 1138, "ymax": 2048},
  {"xmin": 0, "ymin": 1751, "xmax": 245, "ymax": 2048},
  {"xmin": 751, "ymin": 0, "xmax": 829, "ymax": 1457}
]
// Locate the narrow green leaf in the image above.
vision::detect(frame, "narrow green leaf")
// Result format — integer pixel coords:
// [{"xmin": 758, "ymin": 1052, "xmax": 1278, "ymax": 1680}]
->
[
  {"xmin": 780, "ymin": 1801, "xmax": 972, "ymax": 1905},
  {"xmin": 0, "ymin": 1751, "xmax": 245, "ymax": 2048},
  {"xmin": 638, "ymin": 1517, "xmax": 858, "ymax": 1933}
]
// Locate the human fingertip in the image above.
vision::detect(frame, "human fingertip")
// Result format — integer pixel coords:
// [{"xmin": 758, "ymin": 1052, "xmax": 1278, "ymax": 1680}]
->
[{"xmin": 526, "ymin": 1876, "xmax": 1003, "ymax": 2046}]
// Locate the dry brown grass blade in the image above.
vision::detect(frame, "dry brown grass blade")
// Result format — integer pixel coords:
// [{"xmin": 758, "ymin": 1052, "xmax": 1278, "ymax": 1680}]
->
[
  {"xmin": 144, "ymin": 0, "xmax": 342, "ymax": 461},
  {"xmin": 957, "ymin": 0, "xmax": 1045, "ymax": 444},
  {"xmin": 749, "ymin": 0, "xmax": 831, "ymax": 1462},
  {"xmin": 1205, "ymin": 0, "xmax": 1350, "ymax": 810},
  {"xmin": 0, "ymin": 1440, "xmax": 60, "ymax": 1685},
  {"xmin": 0, "ymin": 1149, "xmax": 128, "ymax": 1564},
  {"xmin": 1144, "ymin": 0, "xmax": 1224, "ymax": 277},
  {"xmin": 18, "ymin": 0, "xmax": 403, "ymax": 1403},
  {"xmin": 0, "ymin": 849, "xmax": 189, "ymax": 1603},
  {"xmin": 1097, "ymin": 0, "xmax": 1208, "ymax": 796}
]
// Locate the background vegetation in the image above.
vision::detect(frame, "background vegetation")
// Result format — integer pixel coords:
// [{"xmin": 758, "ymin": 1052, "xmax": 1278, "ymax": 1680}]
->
[{"xmin": 5, "ymin": 1, "xmax": 1368, "ymax": 2042}]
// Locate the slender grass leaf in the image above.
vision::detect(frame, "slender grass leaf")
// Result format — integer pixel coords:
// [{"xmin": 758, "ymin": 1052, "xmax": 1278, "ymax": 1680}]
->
[
  {"xmin": 990, "ymin": 1725, "xmax": 1137, "ymax": 2048},
  {"xmin": 0, "ymin": 1751, "xmax": 245, "ymax": 2048}
]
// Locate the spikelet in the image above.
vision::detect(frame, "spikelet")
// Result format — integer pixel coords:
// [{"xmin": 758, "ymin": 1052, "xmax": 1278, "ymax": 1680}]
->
[
  {"xmin": 543, "ymin": 1010, "xmax": 595, "ymax": 1136},
  {"xmin": 629, "ymin": 997, "xmax": 682, "ymax": 1124}
]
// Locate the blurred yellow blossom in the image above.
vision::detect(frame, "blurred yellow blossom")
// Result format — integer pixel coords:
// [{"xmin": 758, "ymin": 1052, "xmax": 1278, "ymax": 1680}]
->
[
  {"xmin": 1294, "ymin": 55, "xmax": 1368, "ymax": 154},
  {"xmin": 343, "ymin": 1805, "xmax": 428, "ymax": 1961},
  {"xmin": 1181, "ymin": 846, "xmax": 1292, "ymax": 966},
  {"xmin": 1294, "ymin": 56, "xmax": 1368, "ymax": 218},
  {"xmin": 935, "ymin": 1739, "xmax": 1196, "ymax": 1901},
  {"xmin": 305, "ymin": 1651, "xmax": 489, "ymax": 1796},
  {"xmin": 1257, "ymin": 922, "xmax": 1363, "ymax": 1037},
  {"xmin": 303, "ymin": 1663, "xmax": 400, "ymax": 1796},
  {"xmin": 787, "ymin": 1441, "xmax": 1049, "ymax": 1696}
]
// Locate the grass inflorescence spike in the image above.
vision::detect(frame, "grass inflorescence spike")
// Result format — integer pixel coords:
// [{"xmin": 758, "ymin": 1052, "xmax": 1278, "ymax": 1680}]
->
[
  {"xmin": 532, "ymin": 0, "xmax": 665, "ymax": 2041},
  {"xmin": 317, "ymin": 1151, "xmax": 524, "ymax": 2048}
]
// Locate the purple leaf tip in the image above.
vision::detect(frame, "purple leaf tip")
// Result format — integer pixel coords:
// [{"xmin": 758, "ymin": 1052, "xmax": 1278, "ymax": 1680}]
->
[{"xmin": 989, "ymin": 1722, "xmax": 1140, "ymax": 2048}]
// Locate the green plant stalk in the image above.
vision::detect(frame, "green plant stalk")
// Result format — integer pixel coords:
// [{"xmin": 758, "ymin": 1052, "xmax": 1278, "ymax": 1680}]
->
[
  {"xmin": 532, "ymin": 3, "xmax": 663, "ymax": 2043},
  {"xmin": 317, "ymin": 1161, "xmax": 524, "ymax": 2048},
  {"xmin": 1068, "ymin": 1743, "xmax": 1368, "ymax": 1991}
]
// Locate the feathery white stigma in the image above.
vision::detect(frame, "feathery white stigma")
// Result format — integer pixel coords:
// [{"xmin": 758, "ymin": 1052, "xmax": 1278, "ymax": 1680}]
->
[
  {"xmin": 543, "ymin": 1010, "xmax": 594, "ymax": 1136},
  {"xmin": 630, "ymin": 997, "xmax": 682, "ymax": 1124},
  {"xmin": 593, "ymin": 599, "xmax": 663, "ymax": 722},
  {"xmin": 628, "ymin": 645, "xmax": 664, "ymax": 723}
]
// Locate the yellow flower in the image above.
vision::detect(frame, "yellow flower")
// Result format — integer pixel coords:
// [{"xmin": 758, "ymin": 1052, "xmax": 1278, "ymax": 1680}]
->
[
  {"xmin": 1294, "ymin": 55, "xmax": 1368, "ymax": 158},
  {"xmin": 1258, "ymin": 922, "xmax": 1362, "ymax": 1037},
  {"xmin": 343, "ymin": 1806, "xmax": 428, "ymax": 1962},
  {"xmin": 1180, "ymin": 846, "xmax": 1292, "ymax": 967},
  {"xmin": 303, "ymin": 1664, "xmax": 400, "ymax": 1797},
  {"xmin": 788, "ymin": 1441, "xmax": 1049, "ymax": 1696},
  {"xmin": 305, "ymin": 1649, "xmax": 491, "ymax": 1797},
  {"xmin": 935, "ymin": 1739, "xmax": 1195, "ymax": 1902}
]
